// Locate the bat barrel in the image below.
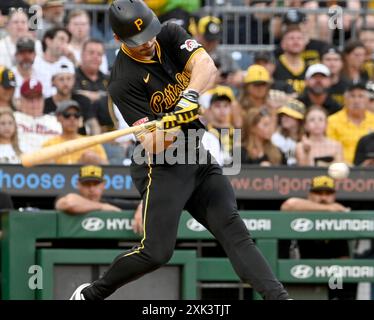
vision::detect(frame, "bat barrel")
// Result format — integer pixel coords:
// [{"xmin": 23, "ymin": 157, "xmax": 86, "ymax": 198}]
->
[{"xmin": 20, "ymin": 121, "xmax": 156, "ymax": 167}]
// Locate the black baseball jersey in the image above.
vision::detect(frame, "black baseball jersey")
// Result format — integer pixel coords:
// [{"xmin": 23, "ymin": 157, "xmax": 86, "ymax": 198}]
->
[
  {"xmin": 74, "ymin": 67, "xmax": 109, "ymax": 93},
  {"xmin": 108, "ymin": 23, "xmax": 205, "ymax": 131},
  {"xmin": 301, "ymin": 39, "xmax": 329, "ymax": 65},
  {"xmin": 329, "ymin": 78, "xmax": 350, "ymax": 106},
  {"xmin": 297, "ymin": 90, "xmax": 342, "ymax": 115},
  {"xmin": 274, "ymin": 39, "xmax": 329, "ymax": 65},
  {"xmin": 273, "ymin": 55, "xmax": 307, "ymax": 94},
  {"xmin": 354, "ymin": 132, "xmax": 374, "ymax": 166}
]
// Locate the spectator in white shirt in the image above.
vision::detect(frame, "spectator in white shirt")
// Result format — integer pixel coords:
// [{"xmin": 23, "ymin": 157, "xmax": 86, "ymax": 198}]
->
[
  {"xmin": 0, "ymin": 9, "xmax": 43, "ymax": 69},
  {"xmin": 33, "ymin": 27, "xmax": 74, "ymax": 97},
  {"xmin": 66, "ymin": 9, "xmax": 109, "ymax": 74},
  {"xmin": 0, "ymin": 107, "xmax": 22, "ymax": 164},
  {"xmin": 14, "ymin": 79, "xmax": 61, "ymax": 153},
  {"xmin": 11, "ymin": 37, "xmax": 39, "ymax": 105},
  {"xmin": 35, "ymin": 0, "xmax": 65, "ymax": 40},
  {"xmin": 202, "ymin": 92, "xmax": 235, "ymax": 167}
]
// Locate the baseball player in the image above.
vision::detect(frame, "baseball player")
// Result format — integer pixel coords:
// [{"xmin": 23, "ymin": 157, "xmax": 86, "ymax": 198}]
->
[{"xmin": 70, "ymin": 0, "xmax": 289, "ymax": 300}]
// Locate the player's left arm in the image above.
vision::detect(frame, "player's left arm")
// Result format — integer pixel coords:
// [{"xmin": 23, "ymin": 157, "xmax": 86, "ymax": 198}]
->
[{"xmin": 185, "ymin": 49, "xmax": 218, "ymax": 94}]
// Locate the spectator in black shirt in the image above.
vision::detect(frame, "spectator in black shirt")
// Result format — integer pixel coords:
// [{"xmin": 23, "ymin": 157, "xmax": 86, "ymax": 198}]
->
[
  {"xmin": 74, "ymin": 39, "xmax": 109, "ymax": 104},
  {"xmin": 254, "ymin": 51, "xmax": 295, "ymax": 95},
  {"xmin": 44, "ymin": 60, "xmax": 100, "ymax": 135},
  {"xmin": 359, "ymin": 27, "xmax": 374, "ymax": 80},
  {"xmin": 321, "ymin": 46, "xmax": 350, "ymax": 107},
  {"xmin": 341, "ymin": 40, "xmax": 370, "ymax": 84},
  {"xmin": 272, "ymin": 8, "xmax": 329, "ymax": 65},
  {"xmin": 273, "ymin": 26, "xmax": 308, "ymax": 95},
  {"xmin": 353, "ymin": 132, "xmax": 374, "ymax": 166},
  {"xmin": 298, "ymin": 63, "xmax": 342, "ymax": 115}
]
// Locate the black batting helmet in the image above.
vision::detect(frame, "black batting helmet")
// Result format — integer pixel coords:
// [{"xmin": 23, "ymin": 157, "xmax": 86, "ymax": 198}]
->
[{"xmin": 109, "ymin": 0, "xmax": 161, "ymax": 47}]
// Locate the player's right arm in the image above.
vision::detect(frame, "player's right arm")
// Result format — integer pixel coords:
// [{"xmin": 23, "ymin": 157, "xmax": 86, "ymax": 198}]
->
[{"xmin": 55, "ymin": 193, "xmax": 121, "ymax": 214}]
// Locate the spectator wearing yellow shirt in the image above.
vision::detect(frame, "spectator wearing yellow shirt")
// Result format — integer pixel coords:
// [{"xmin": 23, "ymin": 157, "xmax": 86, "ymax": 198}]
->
[
  {"xmin": 327, "ymin": 82, "xmax": 374, "ymax": 164},
  {"xmin": 43, "ymin": 100, "xmax": 108, "ymax": 164}
]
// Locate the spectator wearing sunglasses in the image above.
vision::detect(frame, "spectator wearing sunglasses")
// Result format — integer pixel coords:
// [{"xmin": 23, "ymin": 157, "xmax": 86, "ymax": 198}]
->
[
  {"xmin": 43, "ymin": 60, "xmax": 101, "ymax": 136},
  {"xmin": 42, "ymin": 100, "xmax": 108, "ymax": 165}
]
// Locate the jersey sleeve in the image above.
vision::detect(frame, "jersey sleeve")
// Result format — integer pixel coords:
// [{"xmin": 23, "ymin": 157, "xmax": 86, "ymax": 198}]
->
[
  {"xmin": 158, "ymin": 23, "xmax": 205, "ymax": 70},
  {"xmin": 108, "ymin": 79, "xmax": 156, "ymax": 127}
]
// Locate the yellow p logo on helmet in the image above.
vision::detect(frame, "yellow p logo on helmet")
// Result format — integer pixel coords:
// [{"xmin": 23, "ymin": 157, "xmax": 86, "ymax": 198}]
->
[{"xmin": 134, "ymin": 18, "xmax": 143, "ymax": 31}]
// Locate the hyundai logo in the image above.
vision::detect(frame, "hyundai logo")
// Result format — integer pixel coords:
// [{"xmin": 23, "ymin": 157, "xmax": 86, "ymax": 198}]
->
[
  {"xmin": 186, "ymin": 218, "xmax": 206, "ymax": 232},
  {"xmin": 290, "ymin": 265, "xmax": 314, "ymax": 279},
  {"xmin": 82, "ymin": 217, "xmax": 105, "ymax": 232},
  {"xmin": 291, "ymin": 218, "xmax": 314, "ymax": 232}
]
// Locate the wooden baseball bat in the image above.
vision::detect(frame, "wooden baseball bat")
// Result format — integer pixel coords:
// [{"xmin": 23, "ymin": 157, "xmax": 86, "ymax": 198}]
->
[
  {"xmin": 21, "ymin": 104, "xmax": 204, "ymax": 167},
  {"xmin": 21, "ymin": 120, "xmax": 157, "ymax": 167}
]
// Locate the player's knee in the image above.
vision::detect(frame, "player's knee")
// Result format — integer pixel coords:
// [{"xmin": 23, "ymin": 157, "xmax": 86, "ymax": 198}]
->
[{"xmin": 148, "ymin": 249, "xmax": 174, "ymax": 267}]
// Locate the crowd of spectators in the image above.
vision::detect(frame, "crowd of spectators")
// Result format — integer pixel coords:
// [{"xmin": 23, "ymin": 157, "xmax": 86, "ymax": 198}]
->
[
  {"xmin": 1, "ymin": 0, "xmax": 374, "ymax": 300},
  {"xmin": 0, "ymin": 2, "xmax": 126, "ymax": 166},
  {"xmin": 0, "ymin": 1, "xmax": 374, "ymax": 168}
]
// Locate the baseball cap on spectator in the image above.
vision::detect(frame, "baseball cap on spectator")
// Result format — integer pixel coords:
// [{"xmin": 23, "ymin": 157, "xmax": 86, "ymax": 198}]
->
[
  {"xmin": 0, "ymin": 67, "xmax": 16, "ymax": 89},
  {"xmin": 210, "ymin": 93, "xmax": 232, "ymax": 105},
  {"xmin": 346, "ymin": 81, "xmax": 367, "ymax": 92},
  {"xmin": 198, "ymin": 16, "xmax": 222, "ymax": 41},
  {"xmin": 78, "ymin": 165, "xmax": 104, "ymax": 184},
  {"xmin": 321, "ymin": 45, "xmax": 342, "ymax": 58},
  {"xmin": 16, "ymin": 37, "xmax": 35, "ymax": 52},
  {"xmin": 310, "ymin": 175, "xmax": 335, "ymax": 193},
  {"xmin": 56, "ymin": 100, "xmax": 80, "ymax": 115},
  {"xmin": 51, "ymin": 60, "xmax": 75, "ymax": 78},
  {"xmin": 20, "ymin": 79, "xmax": 43, "ymax": 98},
  {"xmin": 305, "ymin": 64, "xmax": 331, "ymax": 80},
  {"xmin": 43, "ymin": 0, "xmax": 64, "ymax": 7},
  {"xmin": 209, "ymin": 86, "xmax": 235, "ymax": 103},
  {"xmin": 254, "ymin": 51, "xmax": 275, "ymax": 64},
  {"xmin": 244, "ymin": 64, "xmax": 271, "ymax": 84},
  {"xmin": 277, "ymin": 99, "xmax": 305, "ymax": 120},
  {"xmin": 283, "ymin": 9, "xmax": 306, "ymax": 25}
]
